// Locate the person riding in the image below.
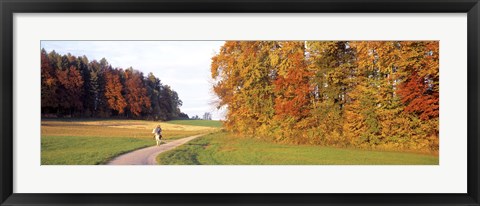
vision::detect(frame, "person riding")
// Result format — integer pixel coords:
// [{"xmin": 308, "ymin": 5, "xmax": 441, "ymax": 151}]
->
[{"xmin": 152, "ymin": 125, "xmax": 162, "ymax": 146}]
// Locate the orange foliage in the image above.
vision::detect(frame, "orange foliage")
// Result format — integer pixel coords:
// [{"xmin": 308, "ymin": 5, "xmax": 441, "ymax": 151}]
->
[
  {"xmin": 56, "ymin": 66, "xmax": 84, "ymax": 110},
  {"xmin": 105, "ymin": 69, "xmax": 127, "ymax": 114},
  {"xmin": 273, "ymin": 42, "xmax": 312, "ymax": 119},
  {"xmin": 208, "ymin": 41, "xmax": 440, "ymax": 152},
  {"xmin": 398, "ymin": 71, "xmax": 439, "ymax": 120},
  {"xmin": 124, "ymin": 69, "xmax": 151, "ymax": 117}
]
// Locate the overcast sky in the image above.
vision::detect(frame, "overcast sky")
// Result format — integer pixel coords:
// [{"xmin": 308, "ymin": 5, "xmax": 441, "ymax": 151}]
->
[{"xmin": 41, "ymin": 41, "xmax": 226, "ymax": 120}]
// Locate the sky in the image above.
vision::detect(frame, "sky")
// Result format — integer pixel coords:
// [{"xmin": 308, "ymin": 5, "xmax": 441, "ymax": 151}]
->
[{"xmin": 41, "ymin": 41, "xmax": 226, "ymax": 120}]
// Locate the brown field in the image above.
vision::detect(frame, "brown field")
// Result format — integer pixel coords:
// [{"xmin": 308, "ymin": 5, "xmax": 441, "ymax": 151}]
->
[{"xmin": 41, "ymin": 119, "xmax": 217, "ymax": 140}]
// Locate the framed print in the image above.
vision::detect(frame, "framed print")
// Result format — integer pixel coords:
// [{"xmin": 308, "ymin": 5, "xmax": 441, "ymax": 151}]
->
[{"xmin": 1, "ymin": 0, "xmax": 479, "ymax": 205}]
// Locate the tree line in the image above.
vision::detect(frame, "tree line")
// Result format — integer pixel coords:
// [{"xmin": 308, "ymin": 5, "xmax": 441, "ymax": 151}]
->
[
  {"xmin": 41, "ymin": 49, "xmax": 188, "ymax": 120},
  {"xmin": 211, "ymin": 41, "xmax": 438, "ymax": 152}
]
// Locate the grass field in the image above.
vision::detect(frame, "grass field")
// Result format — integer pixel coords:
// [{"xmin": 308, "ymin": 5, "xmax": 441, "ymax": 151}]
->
[
  {"xmin": 41, "ymin": 119, "xmax": 217, "ymax": 165},
  {"xmin": 156, "ymin": 132, "xmax": 439, "ymax": 165},
  {"xmin": 167, "ymin": 120, "xmax": 223, "ymax": 128}
]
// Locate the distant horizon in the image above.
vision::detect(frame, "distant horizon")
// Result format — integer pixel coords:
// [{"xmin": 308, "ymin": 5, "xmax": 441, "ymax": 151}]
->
[{"xmin": 41, "ymin": 41, "xmax": 226, "ymax": 120}]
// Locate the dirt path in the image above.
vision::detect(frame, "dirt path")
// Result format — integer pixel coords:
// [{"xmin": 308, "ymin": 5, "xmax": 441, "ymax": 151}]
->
[{"xmin": 106, "ymin": 134, "xmax": 205, "ymax": 165}]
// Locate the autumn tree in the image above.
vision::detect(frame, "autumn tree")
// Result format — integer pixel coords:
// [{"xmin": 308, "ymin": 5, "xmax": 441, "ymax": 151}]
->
[
  {"xmin": 211, "ymin": 41, "xmax": 247, "ymax": 132},
  {"xmin": 396, "ymin": 41, "xmax": 439, "ymax": 150},
  {"xmin": 343, "ymin": 42, "xmax": 405, "ymax": 147},
  {"xmin": 41, "ymin": 49, "xmax": 58, "ymax": 114},
  {"xmin": 56, "ymin": 64, "xmax": 84, "ymax": 116},
  {"xmin": 397, "ymin": 41, "xmax": 439, "ymax": 121},
  {"xmin": 124, "ymin": 68, "xmax": 151, "ymax": 117},
  {"xmin": 306, "ymin": 41, "xmax": 354, "ymax": 145},
  {"xmin": 272, "ymin": 42, "xmax": 311, "ymax": 119},
  {"xmin": 41, "ymin": 49, "xmax": 185, "ymax": 121},
  {"xmin": 104, "ymin": 67, "xmax": 127, "ymax": 115},
  {"xmin": 211, "ymin": 41, "xmax": 440, "ymax": 152},
  {"xmin": 267, "ymin": 41, "xmax": 312, "ymax": 143},
  {"xmin": 211, "ymin": 41, "xmax": 277, "ymax": 136}
]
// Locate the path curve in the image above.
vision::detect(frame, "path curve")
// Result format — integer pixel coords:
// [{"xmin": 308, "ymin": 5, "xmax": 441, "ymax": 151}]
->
[{"xmin": 106, "ymin": 134, "xmax": 205, "ymax": 165}]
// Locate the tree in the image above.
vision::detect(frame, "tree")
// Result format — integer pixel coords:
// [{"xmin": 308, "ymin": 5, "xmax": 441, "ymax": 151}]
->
[
  {"xmin": 87, "ymin": 60, "xmax": 108, "ymax": 117},
  {"xmin": 270, "ymin": 41, "xmax": 312, "ymax": 143},
  {"xmin": 104, "ymin": 67, "xmax": 127, "ymax": 115},
  {"xmin": 211, "ymin": 41, "xmax": 245, "ymax": 131},
  {"xmin": 124, "ymin": 68, "xmax": 151, "ymax": 117},
  {"xmin": 397, "ymin": 41, "xmax": 439, "ymax": 121},
  {"xmin": 158, "ymin": 84, "xmax": 182, "ymax": 120},
  {"xmin": 41, "ymin": 49, "xmax": 58, "ymax": 115},
  {"xmin": 178, "ymin": 112, "xmax": 189, "ymax": 119},
  {"xmin": 203, "ymin": 112, "xmax": 212, "ymax": 120},
  {"xmin": 41, "ymin": 49, "xmax": 185, "ymax": 120},
  {"xmin": 344, "ymin": 41, "xmax": 405, "ymax": 146},
  {"xmin": 56, "ymin": 65, "xmax": 84, "ymax": 116},
  {"xmin": 191, "ymin": 115, "xmax": 200, "ymax": 120},
  {"xmin": 146, "ymin": 72, "xmax": 163, "ymax": 120},
  {"xmin": 77, "ymin": 55, "xmax": 91, "ymax": 116},
  {"xmin": 211, "ymin": 41, "xmax": 278, "ymax": 135},
  {"xmin": 210, "ymin": 41, "xmax": 439, "ymax": 152},
  {"xmin": 273, "ymin": 41, "xmax": 311, "ymax": 120},
  {"xmin": 306, "ymin": 41, "xmax": 354, "ymax": 145}
]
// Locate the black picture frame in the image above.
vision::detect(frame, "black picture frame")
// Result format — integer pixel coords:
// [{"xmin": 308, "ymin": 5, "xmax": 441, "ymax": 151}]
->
[{"xmin": 1, "ymin": 0, "xmax": 479, "ymax": 205}]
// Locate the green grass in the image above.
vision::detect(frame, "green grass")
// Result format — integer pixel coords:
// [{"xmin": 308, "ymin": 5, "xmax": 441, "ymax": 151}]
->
[
  {"xmin": 157, "ymin": 132, "xmax": 439, "ymax": 165},
  {"xmin": 41, "ymin": 119, "xmax": 214, "ymax": 165},
  {"xmin": 42, "ymin": 136, "xmax": 154, "ymax": 165},
  {"xmin": 167, "ymin": 120, "xmax": 223, "ymax": 128}
]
